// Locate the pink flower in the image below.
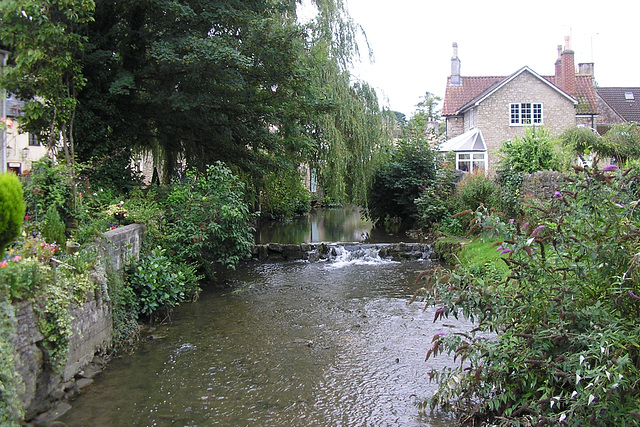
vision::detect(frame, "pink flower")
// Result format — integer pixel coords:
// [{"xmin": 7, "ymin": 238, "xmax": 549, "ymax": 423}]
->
[
  {"xmin": 531, "ymin": 225, "xmax": 545, "ymax": 237},
  {"xmin": 13, "ymin": 256, "xmax": 21, "ymax": 262},
  {"xmin": 554, "ymin": 191, "xmax": 563, "ymax": 198}
]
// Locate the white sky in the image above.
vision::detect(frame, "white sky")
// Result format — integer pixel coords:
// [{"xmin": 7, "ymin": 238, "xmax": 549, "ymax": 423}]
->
[{"xmin": 344, "ymin": 0, "xmax": 640, "ymax": 117}]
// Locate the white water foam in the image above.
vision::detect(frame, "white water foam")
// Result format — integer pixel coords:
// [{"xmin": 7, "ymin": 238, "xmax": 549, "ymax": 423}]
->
[{"xmin": 324, "ymin": 246, "xmax": 399, "ymax": 269}]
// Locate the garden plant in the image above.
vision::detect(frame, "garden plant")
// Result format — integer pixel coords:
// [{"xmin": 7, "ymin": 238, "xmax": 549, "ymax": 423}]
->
[{"xmin": 413, "ymin": 163, "xmax": 640, "ymax": 425}]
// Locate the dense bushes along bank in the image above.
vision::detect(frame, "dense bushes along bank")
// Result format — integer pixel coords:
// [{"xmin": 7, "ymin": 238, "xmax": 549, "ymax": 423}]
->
[{"xmin": 412, "ymin": 164, "xmax": 640, "ymax": 425}]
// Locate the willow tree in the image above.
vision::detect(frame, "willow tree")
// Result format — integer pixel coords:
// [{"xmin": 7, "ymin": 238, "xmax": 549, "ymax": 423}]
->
[{"xmin": 301, "ymin": 0, "xmax": 390, "ymax": 205}]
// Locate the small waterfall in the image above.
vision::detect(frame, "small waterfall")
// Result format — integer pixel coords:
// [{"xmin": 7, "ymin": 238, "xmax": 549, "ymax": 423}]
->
[
  {"xmin": 324, "ymin": 245, "xmax": 398, "ymax": 269},
  {"xmin": 252, "ymin": 242, "xmax": 433, "ymax": 263}
]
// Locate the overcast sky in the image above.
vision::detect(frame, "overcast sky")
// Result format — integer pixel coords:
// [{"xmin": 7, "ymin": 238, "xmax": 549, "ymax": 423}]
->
[{"xmin": 343, "ymin": 0, "xmax": 640, "ymax": 117}]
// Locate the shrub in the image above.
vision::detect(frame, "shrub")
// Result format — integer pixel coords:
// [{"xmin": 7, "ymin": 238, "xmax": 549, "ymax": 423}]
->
[
  {"xmin": 0, "ymin": 173, "xmax": 26, "ymax": 259},
  {"xmin": 260, "ymin": 169, "xmax": 311, "ymax": 219},
  {"xmin": 127, "ymin": 247, "xmax": 201, "ymax": 321},
  {"xmin": 413, "ymin": 164, "xmax": 640, "ymax": 425},
  {"xmin": 599, "ymin": 122, "xmax": 640, "ymax": 164},
  {"xmin": 497, "ymin": 126, "xmax": 560, "ymax": 174},
  {"xmin": 164, "ymin": 163, "xmax": 254, "ymax": 277},
  {"xmin": 41, "ymin": 205, "xmax": 66, "ymax": 247},
  {"xmin": 415, "ymin": 159, "xmax": 458, "ymax": 231},
  {"xmin": 22, "ymin": 157, "xmax": 72, "ymax": 221},
  {"xmin": 456, "ymin": 172, "xmax": 498, "ymax": 213},
  {"xmin": 367, "ymin": 140, "xmax": 437, "ymax": 229}
]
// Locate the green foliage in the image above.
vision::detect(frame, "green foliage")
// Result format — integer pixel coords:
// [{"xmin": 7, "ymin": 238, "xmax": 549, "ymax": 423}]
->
[
  {"xmin": 41, "ymin": 205, "xmax": 66, "ymax": 247},
  {"xmin": 498, "ymin": 127, "xmax": 561, "ymax": 174},
  {"xmin": 260, "ymin": 169, "xmax": 311, "ymax": 219},
  {"xmin": 22, "ymin": 158, "xmax": 73, "ymax": 221},
  {"xmin": 0, "ymin": 257, "xmax": 48, "ymax": 301},
  {"xmin": 495, "ymin": 169, "xmax": 524, "ymax": 220},
  {"xmin": 0, "ymin": 173, "xmax": 25, "ymax": 259},
  {"xmin": 127, "ymin": 247, "xmax": 201, "ymax": 321},
  {"xmin": 367, "ymin": 140, "xmax": 437, "ymax": 229},
  {"xmin": 455, "ymin": 172, "xmax": 499, "ymax": 213},
  {"xmin": 164, "ymin": 163, "xmax": 254, "ymax": 277},
  {"xmin": 559, "ymin": 126, "xmax": 600, "ymax": 157},
  {"xmin": 0, "ymin": 300, "xmax": 23, "ymax": 426},
  {"xmin": 0, "ymin": 0, "xmax": 95, "ymax": 160},
  {"xmin": 414, "ymin": 165, "xmax": 640, "ymax": 425},
  {"xmin": 599, "ymin": 122, "xmax": 640, "ymax": 164},
  {"xmin": 415, "ymin": 158, "xmax": 457, "ymax": 230}
]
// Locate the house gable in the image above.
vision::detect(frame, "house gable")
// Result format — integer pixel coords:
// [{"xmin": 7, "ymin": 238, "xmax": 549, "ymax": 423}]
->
[{"xmin": 441, "ymin": 39, "xmax": 599, "ymax": 173}]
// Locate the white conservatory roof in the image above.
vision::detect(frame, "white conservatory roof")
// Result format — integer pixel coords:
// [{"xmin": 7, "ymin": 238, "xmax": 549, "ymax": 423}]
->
[{"xmin": 439, "ymin": 128, "xmax": 486, "ymax": 152}]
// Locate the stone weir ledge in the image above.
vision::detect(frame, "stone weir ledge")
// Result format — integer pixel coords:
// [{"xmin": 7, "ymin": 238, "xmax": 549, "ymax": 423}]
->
[{"xmin": 251, "ymin": 242, "xmax": 433, "ymax": 262}]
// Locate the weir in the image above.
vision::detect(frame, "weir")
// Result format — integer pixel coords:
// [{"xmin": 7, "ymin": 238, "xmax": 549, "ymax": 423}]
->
[{"xmin": 251, "ymin": 242, "xmax": 433, "ymax": 262}]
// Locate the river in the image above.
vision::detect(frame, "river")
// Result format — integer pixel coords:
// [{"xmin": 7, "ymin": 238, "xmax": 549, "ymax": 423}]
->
[{"xmin": 59, "ymin": 208, "xmax": 470, "ymax": 426}]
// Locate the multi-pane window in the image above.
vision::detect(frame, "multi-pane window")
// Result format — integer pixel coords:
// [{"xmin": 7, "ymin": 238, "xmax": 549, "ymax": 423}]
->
[
  {"xmin": 28, "ymin": 134, "xmax": 40, "ymax": 146},
  {"xmin": 456, "ymin": 152, "xmax": 486, "ymax": 174},
  {"xmin": 510, "ymin": 103, "xmax": 543, "ymax": 125}
]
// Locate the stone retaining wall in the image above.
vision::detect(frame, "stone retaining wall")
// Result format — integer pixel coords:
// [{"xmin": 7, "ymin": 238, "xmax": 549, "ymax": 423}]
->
[{"xmin": 13, "ymin": 223, "xmax": 145, "ymax": 422}]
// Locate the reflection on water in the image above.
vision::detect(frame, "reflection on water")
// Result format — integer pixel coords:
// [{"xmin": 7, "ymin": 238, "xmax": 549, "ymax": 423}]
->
[
  {"xmin": 255, "ymin": 205, "xmax": 412, "ymax": 244},
  {"xmin": 59, "ymin": 256, "xmax": 468, "ymax": 426}
]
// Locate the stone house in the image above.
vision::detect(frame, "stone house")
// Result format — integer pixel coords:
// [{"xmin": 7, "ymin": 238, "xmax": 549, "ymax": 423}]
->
[
  {"xmin": 595, "ymin": 87, "xmax": 640, "ymax": 135},
  {"xmin": 441, "ymin": 37, "xmax": 599, "ymax": 174},
  {"xmin": 3, "ymin": 94, "xmax": 48, "ymax": 174}
]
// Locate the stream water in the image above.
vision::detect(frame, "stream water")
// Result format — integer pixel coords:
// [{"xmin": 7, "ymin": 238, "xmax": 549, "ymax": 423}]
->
[{"xmin": 59, "ymin": 208, "xmax": 471, "ymax": 426}]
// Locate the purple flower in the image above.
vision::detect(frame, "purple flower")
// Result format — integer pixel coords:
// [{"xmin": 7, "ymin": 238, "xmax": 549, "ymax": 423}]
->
[
  {"xmin": 500, "ymin": 248, "xmax": 512, "ymax": 255},
  {"xmin": 629, "ymin": 290, "xmax": 640, "ymax": 300},
  {"xmin": 554, "ymin": 191, "xmax": 563, "ymax": 198},
  {"xmin": 531, "ymin": 225, "xmax": 545, "ymax": 237},
  {"xmin": 436, "ymin": 307, "xmax": 446, "ymax": 313},
  {"xmin": 603, "ymin": 164, "xmax": 618, "ymax": 172},
  {"xmin": 509, "ymin": 218, "xmax": 515, "ymax": 223},
  {"xmin": 496, "ymin": 246, "xmax": 504, "ymax": 252}
]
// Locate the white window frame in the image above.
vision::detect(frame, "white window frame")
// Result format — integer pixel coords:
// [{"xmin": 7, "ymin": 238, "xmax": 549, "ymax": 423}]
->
[
  {"xmin": 510, "ymin": 102, "xmax": 543, "ymax": 125},
  {"xmin": 456, "ymin": 151, "xmax": 487, "ymax": 174}
]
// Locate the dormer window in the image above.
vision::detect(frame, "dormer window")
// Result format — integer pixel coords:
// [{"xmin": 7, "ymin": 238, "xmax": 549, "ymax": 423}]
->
[
  {"xmin": 625, "ymin": 92, "xmax": 635, "ymax": 100},
  {"xmin": 510, "ymin": 103, "xmax": 543, "ymax": 125}
]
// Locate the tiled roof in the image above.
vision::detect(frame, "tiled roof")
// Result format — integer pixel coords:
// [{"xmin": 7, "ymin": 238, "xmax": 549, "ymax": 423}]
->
[
  {"xmin": 442, "ymin": 76, "xmax": 504, "ymax": 116},
  {"xmin": 596, "ymin": 87, "xmax": 640, "ymax": 122},
  {"xmin": 443, "ymin": 72, "xmax": 598, "ymax": 116},
  {"xmin": 544, "ymin": 75, "xmax": 598, "ymax": 115}
]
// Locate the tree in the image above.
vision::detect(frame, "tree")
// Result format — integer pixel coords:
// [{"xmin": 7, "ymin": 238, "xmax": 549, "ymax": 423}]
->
[
  {"xmin": 367, "ymin": 139, "xmax": 436, "ymax": 229},
  {"xmin": 0, "ymin": 0, "xmax": 95, "ymax": 164}
]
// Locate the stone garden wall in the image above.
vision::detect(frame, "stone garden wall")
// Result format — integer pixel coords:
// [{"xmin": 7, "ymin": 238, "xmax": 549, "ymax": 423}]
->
[{"xmin": 13, "ymin": 224, "xmax": 145, "ymax": 421}]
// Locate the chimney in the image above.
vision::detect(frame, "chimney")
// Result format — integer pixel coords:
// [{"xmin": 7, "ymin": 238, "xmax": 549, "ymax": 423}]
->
[
  {"xmin": 450, "ymin": 42, "xmax": 461, "ymax": 86},
  {"xmin": 555, "ymin": 45, "xmax": 563, "ymax": 85},
  {"xmin": 561, "ymin": 36, "xmax": 576, "ymax": 96},
  {"xmin": 578, "ymin": 62, "xmax": 594, "ymax": 81}
]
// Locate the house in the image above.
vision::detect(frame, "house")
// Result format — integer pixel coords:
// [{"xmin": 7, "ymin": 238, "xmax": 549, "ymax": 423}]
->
[
  {"xmin": 2, "ymin": 93, "xmax": 47, "ymax": 174},
  {"xmin": 441, "ymin": 37, "xmax": 598, "ymax": 173},
  {"xmin": 595, "ymin": 87, "xmax": 640, "ymax": 135}
]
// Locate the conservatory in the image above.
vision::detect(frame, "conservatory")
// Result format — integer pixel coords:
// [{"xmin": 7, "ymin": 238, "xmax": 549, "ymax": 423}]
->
[{"xmin": 439, "ymin": 127, "xmax": 487, "ymax": 174}]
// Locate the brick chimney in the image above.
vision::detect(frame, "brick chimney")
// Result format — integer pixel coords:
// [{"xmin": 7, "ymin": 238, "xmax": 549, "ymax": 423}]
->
[
  {"xmin": 560, "ymin": 36, "xmax": 576, "ymax": 96},
  {"xmin": 555, "ymin": 45, "xmax": 563, "ymax": 85},
  {"xmin": 450, "ymin": 42, "xmax": 461, "ymax": 86}
]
